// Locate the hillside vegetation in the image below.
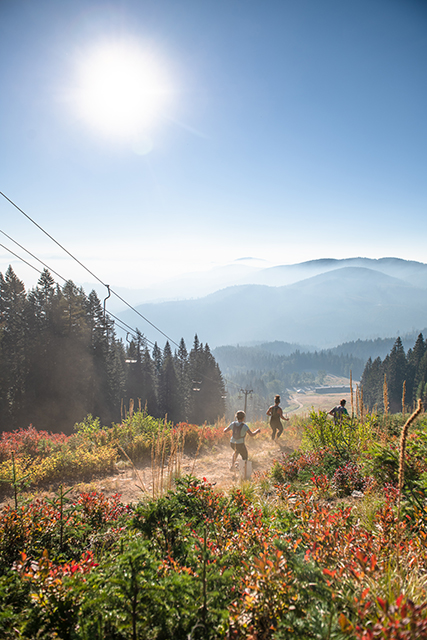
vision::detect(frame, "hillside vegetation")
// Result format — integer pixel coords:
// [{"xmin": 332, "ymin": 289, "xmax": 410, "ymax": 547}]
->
[
  {"xmin": 0, "ymin": 267, "xmax": 224, "ymax": 434},
  {"xmin": 361, "ymin": 334, "xmax": 427, "ymax": 413},
  {"xmin": 2, "ymin": 405, "xmax": 427, "ymax": 638}
]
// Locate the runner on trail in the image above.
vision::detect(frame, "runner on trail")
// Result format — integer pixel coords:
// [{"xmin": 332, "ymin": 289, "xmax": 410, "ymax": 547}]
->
[
  {"xmin": 328, "ymin": 398, "xmax": 349, "ymax": 422},
  {"xmin": 266, "ymin": 395, "xmax": 289, "ymax": 440},
  {"xmin": 224, "ymin": 410, "xmax": 260, "ymax": 470}
]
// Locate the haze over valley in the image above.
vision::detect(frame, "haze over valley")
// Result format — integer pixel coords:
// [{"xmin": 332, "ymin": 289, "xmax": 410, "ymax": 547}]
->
[{"xmin": 116, "ymin": 257, "xmax": 427, "ymax": 350}]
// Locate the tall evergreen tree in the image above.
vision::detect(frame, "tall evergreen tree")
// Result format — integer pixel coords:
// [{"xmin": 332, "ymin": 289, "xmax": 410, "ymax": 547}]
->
[
  {"xmin": 105, "ymin": 338, "xmax": 127, "ymax": 423},
  {"xmin": 408, "ymin": 333, "xmax": 426, "ymax": 403},
  {"xmin": 360, "ymin": 356, "xmax": 383, "ymax": 410},
  {"xmin": 152, "ymin": 342, "xmax": 162, "ymax": 376},
  {"xmin": 201, "ymin": 343, "xmax": 226, "ymax": 423},
  {"xmin": 175, "ymin": 338, "xmax": 190, "ymax": 421},
  {"xmin": 23, "ymin": 270, "xmax": 58, "ymax": 424},
  {"xmin": 188, "ymin": 335, "xmax": 204, "ymax": 423},
  {"xmin": 84, "ymin": 290, "xmax": 112, "ymax": 422},
  {"xmin": 414, "ymin": 351, "xmax": 427, "ymax": 407},
  {"xmin": 158, "ymin": 341, "xmax": 180, "ymax": 422},
  {"xmin": 187, "ymin": 336, "xmax": 225, "ymax": 424},
  {"xmin": 385, "ymin": 337, "xmax": 406, "ymax": 412},
  {"xmin": 140, "ymin": 347, "xmax": 158, "ymax": 416},
  {"xmin": 41, "ymin": 279, "xmax": 93, "ymax": 431},
  {"xmin": 0, "ymin": 267, "xmax": 29, "ymax": 429}
]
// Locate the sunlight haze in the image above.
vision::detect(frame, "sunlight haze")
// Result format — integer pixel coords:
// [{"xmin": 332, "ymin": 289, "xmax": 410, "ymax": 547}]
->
[
  {"xmin": 70, "ymin": 40, "xmax": 174, "ymax": 139},
  {"xmin": 1, "ymin": 0, "xmax": 426, "ymax": 296}
]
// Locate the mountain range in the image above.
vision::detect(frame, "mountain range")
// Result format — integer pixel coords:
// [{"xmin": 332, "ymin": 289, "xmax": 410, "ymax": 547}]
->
[{"xmin": 117, "ymin": 257, "xmax": 427, "ymax": 349}]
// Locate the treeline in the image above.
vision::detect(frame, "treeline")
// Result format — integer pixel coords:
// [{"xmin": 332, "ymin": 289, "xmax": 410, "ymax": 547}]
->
[
  {"xmin": 0, "ymin": 267, "xmax": 225, "ymax": 433},
  {"xmin": 360, "ymin": 334, "xmax": 427, "ymax": 412},
  {"xmin": 328, "ymin": 333, "xmax": 427, "ymax": 362},
  {"xmin": 214, "ymin": 345, "xmax": 364, "ymax": 380},
  {"xmin": 213, "ymin": 344, "xmax": 363, "ymax": 419}
]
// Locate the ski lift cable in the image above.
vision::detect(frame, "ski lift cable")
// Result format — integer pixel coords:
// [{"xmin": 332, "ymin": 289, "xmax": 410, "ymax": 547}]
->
[
  {"xmin": 1, "ymin": 239, "xmax": 241, "ymax": 392},
  {"xmin": 0, "ymin": 242, "xmax": 47, "ymax": 277},
  {"xmin": 0, "ymin": 191, "xmax": 180, "ymax": 348},
  {"xmin": 0, "ymin": 228, "xmax": 67, "ymax": 283},
  {"xmin": 0, "ymin": 192, "xmax": 242, "ymax": 391},
  {"xmin": 0, "ymin": 231, "xmax": 146, "ymax": 345},
  {"xmin": 0, "ymin": 239, "xmax": 148, "ymax": 347},
  {"xmin": 1, "ymin": 235, "xmax": 238, "ymax": 392}
]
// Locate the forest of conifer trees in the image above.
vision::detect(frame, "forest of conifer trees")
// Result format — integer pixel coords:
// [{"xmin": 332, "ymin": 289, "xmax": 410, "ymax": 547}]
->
[
  {"xmin": 0, "ymin": 267, "xmax": 226, "ymax": 433},
  {"xmin": 360, "ymin": 334, "xmax": 427, "ymax": 412}
]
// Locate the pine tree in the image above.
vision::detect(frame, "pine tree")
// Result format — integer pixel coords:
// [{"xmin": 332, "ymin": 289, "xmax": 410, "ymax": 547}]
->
[
  {"xmin": 105, "ymin": 338, "xmax": 126, "ymax": 423},
  {"xmin": 84, "ymin": 290, "xmax": 112, "ymax": 422},
  {"xmin": 187, "ymin": 336, "xmax": 225, "ymax": 424},
  {"xmin": 188, "ymin": 335, "xmax": 204, "ymax": 423},
  {"xmin": 158, "ymin": 341, "xmax": 180, "ymax": 422},
  {"xmin": 409, "ymin": 333, "xmax": 426, "ymax": 403},
  {"xmin": 415, "ymin": 351, "xmax": 427, "ymax": 407},
  {"xmin": 201, "ymin": 344, "xmax": 226, "ymax": 423},
  {"xmin": 152, "ymin": 342, "xmax": 162, "ymax": 376},
  {"xmin": 175, "ymin": 338, "xmax": 190, "ymax": 421},
  {"xmin": 385, "ymin": 337, "xmax": 407, "ymax": 412},
  {"xmin": 140, "ymin": 347, "xmax": 158, "ymax": 416},
  {"xmin": 23, "ymin": 269, "xmax": 58, "ymax": 425},
  {"xmin": 44, "ymin": 279, "xmax": 93, "ymax": 431},
  {"xmin": 360, "ymin": 356, "xmax": 383, "ymax": 410},
  {"xmin": 0, "ymin": 266, "xmax": 29, "ymax": 429}
]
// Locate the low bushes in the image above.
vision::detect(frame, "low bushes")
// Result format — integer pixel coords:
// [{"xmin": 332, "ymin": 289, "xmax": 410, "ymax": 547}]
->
[
  {"xmin": 0, "ymin": 413, "xmax": 231, "ymax": 496},
  {"xmin": 2, "ymin": 407, "xmax": 427, "ymax": 636},
  {"xmin": 2, "ymin": 471, "xmax": 427, "ymax": 638}
]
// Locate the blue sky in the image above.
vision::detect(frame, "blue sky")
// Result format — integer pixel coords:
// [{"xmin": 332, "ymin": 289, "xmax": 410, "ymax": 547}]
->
[{"xmin": 1, "ymin": 0, "xmax": 426, "ymax": 291}]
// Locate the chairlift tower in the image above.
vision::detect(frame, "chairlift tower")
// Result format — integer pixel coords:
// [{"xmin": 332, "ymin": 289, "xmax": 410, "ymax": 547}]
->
[{"xmin": 240, "ymin": 388, "xmax": 253, "ymax": 416}]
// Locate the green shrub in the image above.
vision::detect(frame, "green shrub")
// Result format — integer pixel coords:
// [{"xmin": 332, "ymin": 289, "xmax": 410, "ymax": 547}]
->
[{"xmin": 302, "ymin": 410, "xmax": 354, "ymax": 462}]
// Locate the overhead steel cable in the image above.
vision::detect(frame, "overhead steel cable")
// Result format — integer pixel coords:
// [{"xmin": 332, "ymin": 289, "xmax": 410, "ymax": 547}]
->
[
  {"xmin": 0, "ymin": 191, "xmax": 241, "ymax": 391},
  {"xmin": 107, "ymin": 310, "xmax": 156, "ymax": 349},
  {"xmin": 109, "ymin": 291, "xmax": 181, "ymax": 348},
  {"xmin": 0, "ymin": 240, "xmax": 145, "ymax": 345},
  {"xmin": 0, "ymin": 191, "xmax": 181, "ymax": 349},
  {"xmin": 0, "ymin": 242, "xmax": 44, "ymax": 276},
  {"xmin": 2, "ymin": 240, "xmax": 241, "ymax": 392},
  {"xmin": 1, "ymin": 228, "xmax": 68, "ymax": 283},
  {"xmin": 0, "ymin": 191, "xmax": 106, "ymax": 286},
  {"xmin": 0, "ymin": 230, "xmax": 167, "ymax": 350}
]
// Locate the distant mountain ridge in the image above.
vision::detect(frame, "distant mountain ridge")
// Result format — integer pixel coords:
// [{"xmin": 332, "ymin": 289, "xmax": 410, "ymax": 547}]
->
[
  {"xmin": 93, "ymin": 256, "xmax": 427, "ymax": 311},
  {"xmin": 117, "ymin": 258, "xmax": 427, "ymax": 349},
  {"xmin": 242, "ymin": 257, "xmax": 427, "ymax": 289}
]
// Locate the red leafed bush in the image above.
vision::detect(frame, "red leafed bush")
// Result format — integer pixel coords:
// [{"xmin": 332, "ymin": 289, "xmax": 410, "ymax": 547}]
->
[
  {"xmin": 331, "ymin": 461, "xmax": 372, "ymax": 497},
  {"xmin": 356, "ymin": 595, "xmax": 427, "ymax": 639},
  {"xmin": 0, "ymin": 426, "xmax": 69, "ymax": 462},
  {"xmin": 77, "ymin": 491, "xmax": 132, "ymax": 527}
]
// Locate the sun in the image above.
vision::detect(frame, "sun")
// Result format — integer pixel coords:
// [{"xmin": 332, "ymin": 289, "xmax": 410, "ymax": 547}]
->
[{"xmin": 73, "ymin": 41, "xmax": 173, "ymax": 139}]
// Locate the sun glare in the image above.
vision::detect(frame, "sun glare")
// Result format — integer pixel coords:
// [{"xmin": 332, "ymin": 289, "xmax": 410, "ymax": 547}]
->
[{"xmin": 73, "ymin": 42, "xmax": 173, "ymax": 139}]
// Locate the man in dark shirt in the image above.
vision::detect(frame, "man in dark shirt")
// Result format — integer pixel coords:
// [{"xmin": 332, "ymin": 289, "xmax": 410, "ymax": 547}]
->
[{"xmin": 328, "ymin": 398, "xmax": 349, "ymax": 422}]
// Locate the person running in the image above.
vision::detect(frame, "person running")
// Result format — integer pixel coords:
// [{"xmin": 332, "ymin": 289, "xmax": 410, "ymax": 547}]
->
[
  {"xmin": 328, "ymin": 398, "xmax": 349, "ymax": 423},
  {"xmin": 266, "ymin": 395, "xmax": 289, "ymax": 440},
  {"xmin": 224, "ymin": 410, "xmax": 260, "ymax": 470}
]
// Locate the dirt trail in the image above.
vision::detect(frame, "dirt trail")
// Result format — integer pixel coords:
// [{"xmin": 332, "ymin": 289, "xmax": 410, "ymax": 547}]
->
[
  {"xmin": 0, "ymin": 432, "xmax": 297, "ymax": 508},
  {"xmin": 77, "ymin": 436, "xmax": 295, "ymax": 504},
  {"xmin": 44, "ymin": 439, "xmax": 290, "ymax": 507}
]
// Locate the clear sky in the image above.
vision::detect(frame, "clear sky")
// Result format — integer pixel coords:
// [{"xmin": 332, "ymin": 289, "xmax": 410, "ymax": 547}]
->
[{"xmin": 1, "ymin": 0, "xmax": 426, "ymax": 292}]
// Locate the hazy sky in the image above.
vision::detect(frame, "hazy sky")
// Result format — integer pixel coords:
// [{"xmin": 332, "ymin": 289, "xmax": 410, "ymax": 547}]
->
[{"xmin": 1, "ymin": 0, "xmax": 426, "ymax": 291}]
